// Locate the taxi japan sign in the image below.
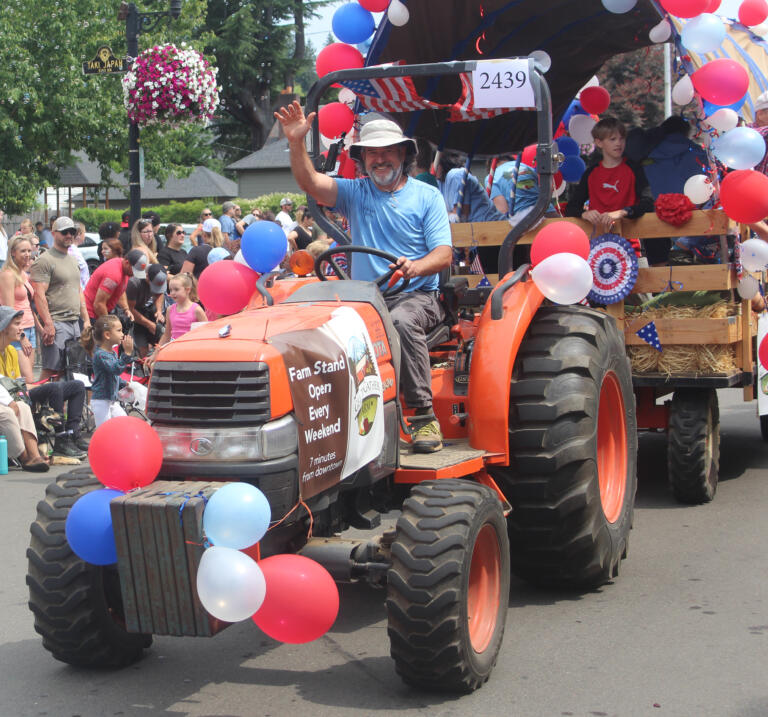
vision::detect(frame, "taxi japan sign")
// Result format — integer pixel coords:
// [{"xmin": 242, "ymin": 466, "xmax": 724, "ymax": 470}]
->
[{"xmin": 82, "ymin": 46, "xmax": 127, "ymax": 75}]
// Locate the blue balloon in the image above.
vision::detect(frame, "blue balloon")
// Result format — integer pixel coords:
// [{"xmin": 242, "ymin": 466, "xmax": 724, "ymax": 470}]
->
[
  {"xmin": 560, "ymin": 155, "xmax": 587, "ymax": 183},
  {"xmin": 203, "ymin": 483, "xmax": 271, "ymax": 550},
  {"xmin": 702, "ymin": 94, "xmax": 747, "ymax": 115},
  {"xmin": 65, "ymin": 489, "xmax": 124, "ymax": 565},
  {"xmin": 712, "ymin": 126, "xmax": 767, "ymax": 170},
  {"xmin": 208, "ymin": 246, "xmax": 230, "ymax": 264},
  {"xmin": 332, "ymin": 3, "xmax": 375, "ymax": 44},
  {"xmin": 681, "ymin": 13, "xmax": 725, "ymax": 54},
  {"xmin": 556, "ymin": 136, "xmax": 581, "ymax": 157},
  {"xmin": 241, "ymin": 221, "xmax": 289, "ymax": 273}
]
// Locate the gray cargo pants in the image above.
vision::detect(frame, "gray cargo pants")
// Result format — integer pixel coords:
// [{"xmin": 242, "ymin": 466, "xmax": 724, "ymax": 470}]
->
[{"xmin": 385, "ymin": 290, "xmax": 444, "ymax": 410}]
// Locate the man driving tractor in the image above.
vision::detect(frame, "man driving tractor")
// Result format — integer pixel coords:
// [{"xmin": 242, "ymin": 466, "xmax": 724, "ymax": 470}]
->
[{"xmin": 275, "ymin": 102, "xmax": 452, "ymax": 453}]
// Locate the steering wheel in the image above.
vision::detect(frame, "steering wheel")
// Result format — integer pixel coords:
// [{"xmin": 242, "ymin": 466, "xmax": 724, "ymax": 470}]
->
[{"xmin": 315, "ymin": 245, "xmax": 411, "ymax": 298}]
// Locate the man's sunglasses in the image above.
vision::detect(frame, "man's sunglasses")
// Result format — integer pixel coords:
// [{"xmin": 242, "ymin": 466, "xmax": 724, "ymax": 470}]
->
[
  {"xmin": 202, "ymin": 212, "xmax": 212, "ymax": 217},
  {"xmin": 60, "ymin": 228, "xmax": 77, "ymax": 236}
]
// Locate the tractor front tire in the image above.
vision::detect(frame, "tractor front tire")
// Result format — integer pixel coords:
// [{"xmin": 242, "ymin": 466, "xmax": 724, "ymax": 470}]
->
[
  {"xmin": 492, "ymin": 306, "xmax": 637, "ymax": 589},
  {"xmin": 27, "ymin": 468, "xmax": 152, "ymax": 667},
  {"xmin": 667, "ymin": 388, "xmax": 720, "ymax": 504},
  {"xmin": 386, "ymin": 479, "xmax": 510, "ymax": 692}
]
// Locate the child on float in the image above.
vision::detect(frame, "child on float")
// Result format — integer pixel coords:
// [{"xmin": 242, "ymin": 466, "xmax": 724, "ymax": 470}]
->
[
  {"xmin": 565, "ymin": 117, "xmax": 654, "ymax": 260},
  {"xmin": 81, "ymin": 315, "xmax": 134, "ymax": 426}
]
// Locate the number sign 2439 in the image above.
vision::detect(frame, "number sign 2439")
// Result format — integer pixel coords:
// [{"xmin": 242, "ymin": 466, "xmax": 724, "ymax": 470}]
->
[{"xmin": 471, "ymin": 59, "xmax": 535, "ymax": 109}]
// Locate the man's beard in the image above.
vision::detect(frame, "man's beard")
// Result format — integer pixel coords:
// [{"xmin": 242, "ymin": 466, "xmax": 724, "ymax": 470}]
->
[{"xmin": 369, "ymin": 162, "xmax": 402, "ymax": 189}]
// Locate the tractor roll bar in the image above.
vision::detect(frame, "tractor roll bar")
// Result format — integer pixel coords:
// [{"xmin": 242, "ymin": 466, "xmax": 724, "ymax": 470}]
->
[{"xmin": 303, "ymin": 59, "xmax": 555, "ymax": 266}]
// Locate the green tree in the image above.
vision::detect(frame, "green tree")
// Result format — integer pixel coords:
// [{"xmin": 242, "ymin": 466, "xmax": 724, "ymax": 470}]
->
[
  {"xmin": 597, "ymin": 46, "xmax": 666, "ymax": 130},
  {"xmin": 0, "ymin": 0, "xmax": 215, "ymax": 213},
  {"xmin": 203, "ymin": 0, "xmax": 328, "ymax": 163}
]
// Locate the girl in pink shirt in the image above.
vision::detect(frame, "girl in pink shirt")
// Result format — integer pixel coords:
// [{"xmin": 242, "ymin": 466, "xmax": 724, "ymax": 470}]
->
[{"xmin": 158, "ymin": 273, "xmax": 206, "ymax": 345}]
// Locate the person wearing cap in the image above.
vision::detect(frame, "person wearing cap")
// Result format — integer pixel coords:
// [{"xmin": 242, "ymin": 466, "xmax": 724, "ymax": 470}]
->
[
  {"xmin": 0, "ymin": 305, "xmax": 84, "ymax": 468},
  {"xmin": 30, "ymin": 216, "xmax": 91, "ymax": 380},
  {"xmin": 275, "ymin": 102, "xmax": 452, "ymax": 453},
  {"xmin": 219, "ymin": 201, "xmax": 237, "ymax": 244},
  {"xmin": 84, "ymin": 248, "xmax": 148, "ymax": 320},
  {"xmin": 275, "ymin": 197, "xmax": 295, "ymax": 236},
  {"xmin": 126, "ymin": 263, "xmax": 167, "ymax": 358},
  {"xmin": 180, "ymin": 218, "xmax": 229, "ymax": 280}
]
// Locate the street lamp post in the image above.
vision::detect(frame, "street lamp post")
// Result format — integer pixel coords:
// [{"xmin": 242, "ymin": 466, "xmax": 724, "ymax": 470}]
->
[{"xmin": 119, "ymin": 0, "xmax": 182, "ymax": 225}]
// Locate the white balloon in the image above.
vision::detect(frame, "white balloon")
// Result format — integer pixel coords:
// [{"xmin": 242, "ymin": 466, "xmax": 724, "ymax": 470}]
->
[
  {"xmin": 649, "ymin": 18, "xmax": 672, "ymax": 43},
  {"xmin": 741, "ymin": 239, "xmax": 768, "ymax": 272},
  {"xmin": 528, "ymin": 50, "xmax": 551, "ymax": 73},
  {"xmin": 671, "ymin": 75, "xmax": 694, "ymax": 106},
  {"xmin": 196, "ymin": 546, "xmax": 266, "ymax": 623},
  {"xmin": 568, "ymin": 114, "xmax": 597, "ymax": 145},
  {"xmin": 683, "ymin": 174, "xmax": 715, "ymax": 205},
  {"xmin": 601, "ymin": 0, "xmax": 637, "ymax": 13},
  {"xmin": 531, "ymin": 253, "xmax": 594, "ymax": 305},
  {"xmin": 738, "ymin": 274, "xmax": 760, "ymax": 301},
  {"xmin": 705, "ymin": 107, "xmax": 739, "ymax": 132},
  {"xmin": 338, "ymin": 87, "xmax": 356, "ymax": 108},
  {"xmin": 320, "ymin": 134, "xmax": 333, "ymax": 149},
  {"xmin": 387, "ymin": 0, "xmax": 409, "ymax": 26}
]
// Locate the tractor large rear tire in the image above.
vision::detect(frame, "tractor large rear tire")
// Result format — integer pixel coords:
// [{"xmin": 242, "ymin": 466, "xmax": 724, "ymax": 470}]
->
[
  {"xmin": 27, "ymin": 468, "xmax": 152, "ymax": 667},
  {"xmin": 491, "ymin": 306, "xmax": 637, "ymax": 589},
  {"xmin": 386, "ymin": 479, "xmax": 510, "ymax": 692},
  {"xmin": 667, "ymin": 388, "xmax": 719, "ymax": 504}
]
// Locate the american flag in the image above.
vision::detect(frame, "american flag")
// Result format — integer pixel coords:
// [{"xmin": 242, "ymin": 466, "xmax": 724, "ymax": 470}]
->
[
  {"xmin": 341, "ymin": 63, "xmax": 440, "ymax": 114},
  {"xmin": 448, "ymin": 73, "xmax": 522, "ymax": 123},
  {"xmin": 470, "ymin": 249, "xmax": 485, "ymax": 275}
]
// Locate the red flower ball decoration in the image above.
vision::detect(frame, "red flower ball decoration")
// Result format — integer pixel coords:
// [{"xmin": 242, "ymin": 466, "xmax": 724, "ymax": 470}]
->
[
  {"xmin": 655, "ymin": 193, "xmax": 695, "ymax": 227},
  {"xmin": 122, "ymin": 43, "xmax": 220, "ymax": 127}
]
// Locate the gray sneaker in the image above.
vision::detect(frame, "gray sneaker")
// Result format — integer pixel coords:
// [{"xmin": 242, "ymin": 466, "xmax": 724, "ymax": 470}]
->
[
  {"xmin": 412, "ymin": 419, "xmax": 443, "ymax": 453},
  {"xmin": 53, "ymin": 436, "xmax": 86, "ymax": 459}
]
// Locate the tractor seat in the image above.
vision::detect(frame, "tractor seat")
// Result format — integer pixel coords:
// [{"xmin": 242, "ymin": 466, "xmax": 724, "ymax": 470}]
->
[{"xmin": 425, "ymin": 268, "xmax": 469, "ymax": 349}]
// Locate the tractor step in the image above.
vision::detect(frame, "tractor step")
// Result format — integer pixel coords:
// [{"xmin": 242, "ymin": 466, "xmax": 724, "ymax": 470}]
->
[{"xmin": 395, "ymin": 438, "xmax": 487, "ymax": 482}]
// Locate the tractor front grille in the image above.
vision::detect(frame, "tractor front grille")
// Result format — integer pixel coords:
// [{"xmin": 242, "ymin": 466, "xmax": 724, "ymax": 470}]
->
[{"xmin": 147, "ymin": 361, "xmax": 270, "ymax": 426}]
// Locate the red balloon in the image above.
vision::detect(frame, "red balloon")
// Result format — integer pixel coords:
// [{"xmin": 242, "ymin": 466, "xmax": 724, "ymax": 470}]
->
[
  {"xmin": 659, "ymin": 0, "xmax": 708, "ymax": 17},
  {"xmin": 252, "ymin": 555, "xmax": 339, "ymax": 643},
  {"xmin": 759, "ymin": 333, "xmax": 768, "ymax": 370},
  {"xmin": 521, "ymin": 144, "xmax": 537, "ymax": 167},
  {"xmin": 691, "ymin": 59, "xmax": 750, "ymax": 107},
  {"xmin": 530, "ymin": 222, "xmax": 590, "ymax": 267},
  {"xmin": 198, "ymin": 261, "xmax": 259, "ymax": 315},
  {"xmin": 720, "ymin": 170, "xmax": 768, "ymax": 224},
  {"xmin": 89, "ymin": 416, "xmax": 162, "ymax": 491},
  {"xmin": 318, "ymin": 102, "xmax": 355, "ymax": 138},
  {"xmin": 704, "ymin": 0, "xmax": 721, "ymax": 10},
  {"xmin": 739, "ymin": 0, "xmax": 768, "ymax": 25},
  {"xmin": 359, "ymin": 0, "xmax": 390, "ymax": 10},
  {"xmin": 579, "ymin": 86, "xmax": 611, "ymax": 115},
  {"xmin": 316, "ymin": 42, "xmax": 364, "ymax": 79}
]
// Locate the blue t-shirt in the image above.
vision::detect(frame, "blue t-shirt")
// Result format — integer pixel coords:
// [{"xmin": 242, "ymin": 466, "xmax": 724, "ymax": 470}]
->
[
  {"xmin": 441, "ymin": 168, "xmax": 507, "ymax": 223},
  {"xmin": 491, "ymin": 161, "xmax": 554, "ymax": 214},
  {"xmin": 334, "ymin": 176, "xmax": 452, "ymax": 292},
  {"xmin": 219, "ymin": 214, "xmax": 236, "ymax": 239}
]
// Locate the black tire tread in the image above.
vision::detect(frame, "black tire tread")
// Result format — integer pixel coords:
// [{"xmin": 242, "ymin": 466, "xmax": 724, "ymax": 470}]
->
[
  {"xmin": 491, "ymin": 306, "xmax": 637, "ymax": 588},
  {"xmin": 386, "ymin": 479, "xmax": 510, "ymax": 692},
  {"xmin": 26, "ymin": 471, "xmax": 152, "ymax": 667},
  {"xmin": 667, "ymin": 388, "xmax": 720, "ymax": 504}
]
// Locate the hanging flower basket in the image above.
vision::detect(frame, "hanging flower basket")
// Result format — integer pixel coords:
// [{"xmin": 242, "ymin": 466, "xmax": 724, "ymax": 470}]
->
[{"xmin": 122, "ymin": 43, "xmax": 219, "ymax": 127}]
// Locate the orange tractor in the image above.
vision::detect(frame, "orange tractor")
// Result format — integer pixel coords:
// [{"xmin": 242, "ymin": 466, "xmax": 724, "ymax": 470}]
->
[{"xmin": 27, "ymin": 49, "xmax": 641, "ymax": 692}]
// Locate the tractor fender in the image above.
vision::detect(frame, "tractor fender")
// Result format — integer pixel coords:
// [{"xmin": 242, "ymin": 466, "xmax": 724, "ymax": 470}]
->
[{"xmin": 468, "ymin": 276, "xmax": 545, "ymax": 460}]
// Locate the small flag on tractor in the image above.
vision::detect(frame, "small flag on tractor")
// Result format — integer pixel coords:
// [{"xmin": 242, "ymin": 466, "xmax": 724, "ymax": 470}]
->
[{"xmin": 636, "ymin": 321, "xmax": 662, "ymax": 352}]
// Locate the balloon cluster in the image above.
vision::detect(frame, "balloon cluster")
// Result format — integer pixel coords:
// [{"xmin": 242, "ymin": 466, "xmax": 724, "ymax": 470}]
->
[
  {"xmin": 65, "ymin": 416, "xmax": 164, "ymax": 565},
  {"xmin": 529, "ymin": 224, "xmax": 594, "ymax": 304},
  {"xmin": 197, "ymin": 482, "xmax": 339, "ymax": 643}
]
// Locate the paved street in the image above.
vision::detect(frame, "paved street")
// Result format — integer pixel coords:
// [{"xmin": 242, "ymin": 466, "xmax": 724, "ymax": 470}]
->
[{"xmin": 2, "ymin": 389, "xmax": 768, "ymax": 717}]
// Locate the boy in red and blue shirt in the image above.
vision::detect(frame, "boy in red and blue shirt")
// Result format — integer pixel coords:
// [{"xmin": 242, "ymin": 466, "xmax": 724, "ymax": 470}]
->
[{"xmin": 565, "ymin": 117, "xmax": 654, "ymax": 259}]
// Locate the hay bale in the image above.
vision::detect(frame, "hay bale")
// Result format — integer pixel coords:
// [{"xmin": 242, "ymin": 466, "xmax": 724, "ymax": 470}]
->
[{"xmin": 628, "ymin": 345, "xmax": 659, "ymax": 373}]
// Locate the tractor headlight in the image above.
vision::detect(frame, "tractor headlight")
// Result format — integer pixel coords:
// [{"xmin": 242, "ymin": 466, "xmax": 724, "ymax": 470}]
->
[{"xmin": 155, "ymin": 415, "xmax": 297, "ymax": 462}]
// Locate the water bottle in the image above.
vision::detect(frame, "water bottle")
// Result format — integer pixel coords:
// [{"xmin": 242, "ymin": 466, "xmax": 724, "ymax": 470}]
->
[{"xmin": 0, "ymin": 435, "xmax": 8, "ymax": 475}]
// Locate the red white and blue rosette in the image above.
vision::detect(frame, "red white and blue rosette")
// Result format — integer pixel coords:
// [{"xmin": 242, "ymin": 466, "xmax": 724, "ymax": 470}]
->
[{"xmin": 587, "ymin": 233, "xmax": 638, "ymax": 305}]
